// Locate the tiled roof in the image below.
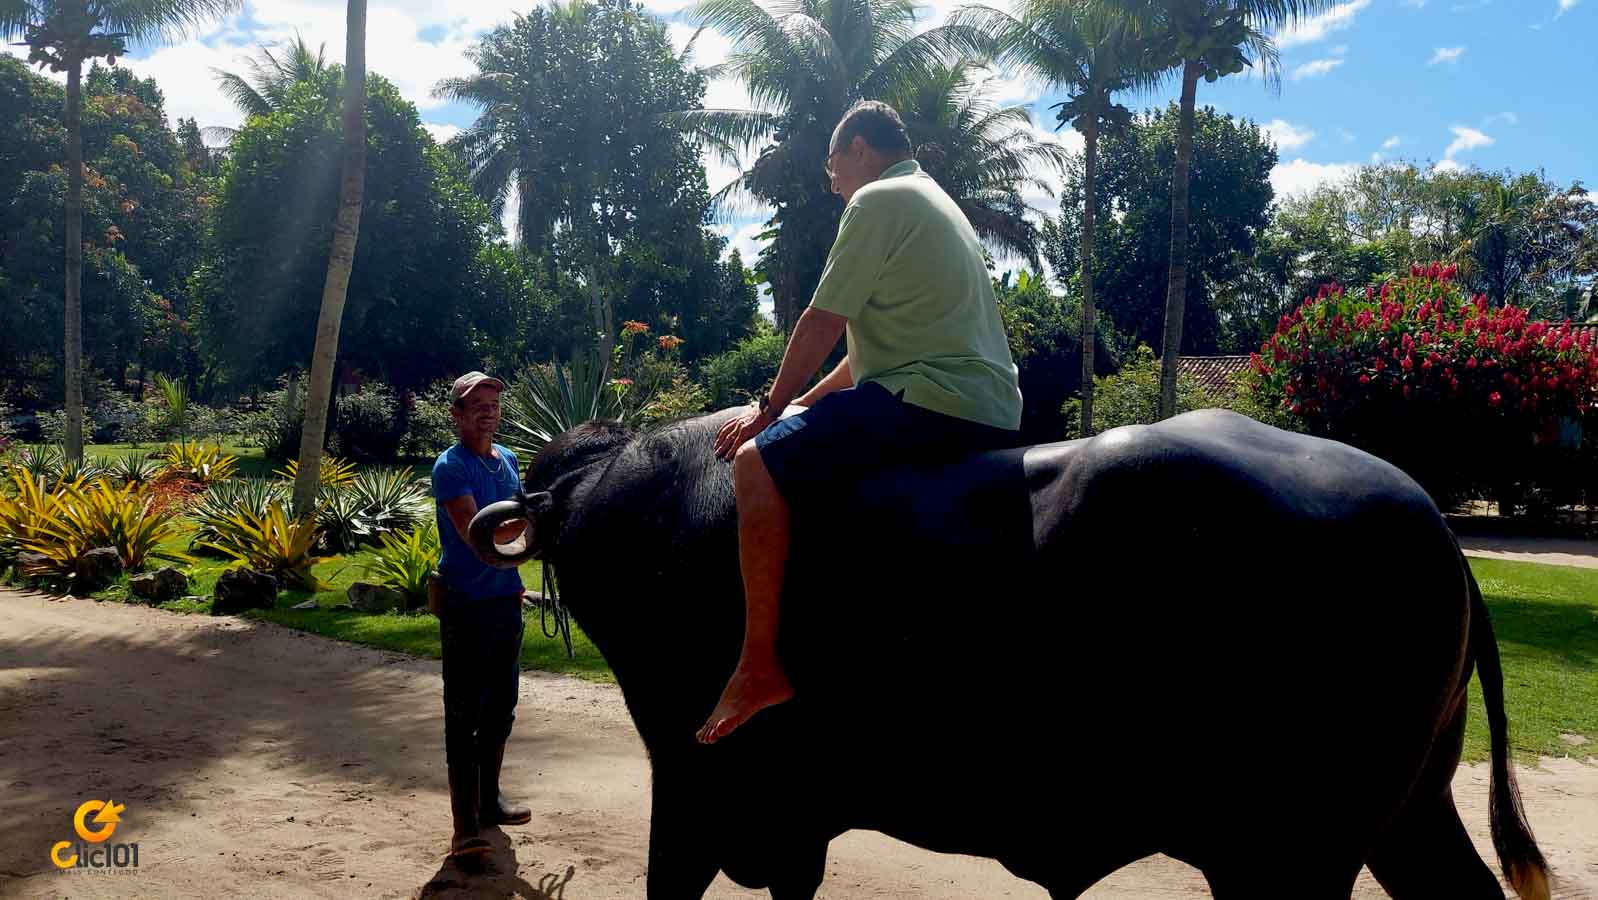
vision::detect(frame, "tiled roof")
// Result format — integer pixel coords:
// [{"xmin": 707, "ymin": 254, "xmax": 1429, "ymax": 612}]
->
[{"xmin": 1177, "ymin": 356, "xmax": 1253, "ymax": 396}]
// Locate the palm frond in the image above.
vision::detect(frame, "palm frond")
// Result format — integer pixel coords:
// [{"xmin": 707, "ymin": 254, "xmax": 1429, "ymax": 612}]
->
[
  {"xmin": 92, "ymin": 0, "xmax": 243, "ymax": 44},
  {"xmin": 858, "ymin": 25, "xmax": 963, "ymax": 99},
  {"xmin": 663, "ymin": 107, "xmax": 781, "ymax": 155},
  {"xmin": 0, "ymin": 1, "xmax": 42, "ymax": 41},
  {"xmin": 211, "ymin": 67, "xmax": 271, "ymax": 119}
]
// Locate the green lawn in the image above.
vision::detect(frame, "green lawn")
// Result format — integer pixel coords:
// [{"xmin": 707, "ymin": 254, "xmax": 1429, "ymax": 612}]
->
[
  {"xmin": 1464, "ymin": 558, "xmax": 1598, "ymax": 762},
  {"xmin": 84, "ymin": 439, "xmax": 278, "ymax": 479},
  {"xmin": 86, "ymin": 522, "xmax": 611, "ymax": 681},
  {"xmin": 81, "ymin": 440, "xmax": 439, "ymax": 481}
]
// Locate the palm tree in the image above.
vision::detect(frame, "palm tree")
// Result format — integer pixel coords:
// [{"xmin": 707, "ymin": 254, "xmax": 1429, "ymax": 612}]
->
[
  {"xmin": 948, "ymin": 0, "xmax": 1166, "ymax": 435},
  {"xmin": 437, "ymin": 0, "xmax": 720, "ymax": 364},
  {"xmin": 207, "ymin": 32, "xmax": 327, "ymax": 142},
  {"xmin": 2, "ymin": 0, "xmax": 242, "ymax": 462},
  {"xmin": 1108, "ymin": 0, "xmax": 1336, "ymax": 420},
  {"xmin": 290, "ymin": 0, "xmax": 365, "ymax": 517},
  {"xmin": 673, "ymin": 0, "xmax": 969, "ymax": 331},
  {"xmin": 888, "ymin": 60, "xmax": 1072, "ymax": 268}
]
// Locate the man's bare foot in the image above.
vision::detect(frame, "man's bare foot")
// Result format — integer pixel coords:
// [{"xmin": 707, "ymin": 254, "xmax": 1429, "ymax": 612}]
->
[{"xmin": 696, "ymin": 663, "xmax": 794, "ymax": 744}]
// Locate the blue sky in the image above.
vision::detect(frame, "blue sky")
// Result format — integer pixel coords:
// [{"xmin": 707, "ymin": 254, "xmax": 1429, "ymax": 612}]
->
[{"xmin": 6, "ymin": 0, "xmax": 1591, "ymax": 294}]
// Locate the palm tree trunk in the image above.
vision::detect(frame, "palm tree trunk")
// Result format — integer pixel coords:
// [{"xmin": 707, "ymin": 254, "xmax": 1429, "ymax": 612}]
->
[
  {"xmin": 63, "ymin": 57, "xmax": 85, "ymax": 463},
  {"xmin": 1158, "ymin": 60, "xmax": 1200, "ymax": 421},
  {"xmin": 588, "ymin": 259, "xmax": 613, "ymax": 366},
  {"xmin": 1079, "ymin": 113, "xmax": 1100, "ymax": 437},
  {"xmin": 291, "ymin": 0, "xmax": 367, "ymax": 516}
]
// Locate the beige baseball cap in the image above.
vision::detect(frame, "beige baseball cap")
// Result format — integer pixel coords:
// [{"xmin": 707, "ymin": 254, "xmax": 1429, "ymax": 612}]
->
[{"xmin": 450, "ymin": 371, "xmax": 505, "ymax": 405}]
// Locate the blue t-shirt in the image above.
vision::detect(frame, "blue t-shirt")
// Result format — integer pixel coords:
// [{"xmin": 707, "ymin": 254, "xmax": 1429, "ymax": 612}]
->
[{"xmin": 432, "ymin": 443, "xmax": 525, "ymax": 600}]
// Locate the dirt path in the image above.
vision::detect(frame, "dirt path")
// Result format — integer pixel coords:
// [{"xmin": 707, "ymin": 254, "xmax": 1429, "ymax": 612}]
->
[
  {"xmin": 1460, "ymin": 535, "xmax": 1598, "ymax": 570},
  {"xmin": 1, "ymin": 589, "xmax": 1594, "ymax": 899}
]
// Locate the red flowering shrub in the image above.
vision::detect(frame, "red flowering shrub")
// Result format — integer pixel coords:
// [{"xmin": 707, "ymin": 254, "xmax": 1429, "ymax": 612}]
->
[{"xmin": 1246, "ymin": 264, "xmax": 1598, "ymax": 507}]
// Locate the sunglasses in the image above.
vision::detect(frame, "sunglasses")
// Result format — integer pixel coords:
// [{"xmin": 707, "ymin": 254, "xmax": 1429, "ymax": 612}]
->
[{"xmin": 824, "ymin": 146, "xmax": 848, "ymax": 179}]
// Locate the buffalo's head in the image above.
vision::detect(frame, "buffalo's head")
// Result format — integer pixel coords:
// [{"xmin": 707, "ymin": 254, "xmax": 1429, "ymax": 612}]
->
[{"xmin": 468, "ymin": 490, "xmax": 553, "ymax": 568}]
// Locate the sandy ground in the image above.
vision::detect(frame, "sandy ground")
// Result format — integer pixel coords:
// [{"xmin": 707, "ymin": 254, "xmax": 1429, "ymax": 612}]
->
[
  {"xmin": 1460, "ymin": 536, "xmax": 1598, "ymax": 570},
  {"xmin": 1, "ymin": 588, "xmax": 1594, "ymax": 900}
]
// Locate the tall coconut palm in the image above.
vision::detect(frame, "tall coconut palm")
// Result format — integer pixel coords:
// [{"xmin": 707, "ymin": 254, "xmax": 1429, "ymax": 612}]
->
[
  {"xmin": 1112, "ymin": 0, "xmax": 1336, "ymax": 420},
  {"xmin": 672, "ymin": 0, "xmax": 970, "ymax": 331},
  {"xmin": 888, "ymin": 60, "xmax": 1072, "ymax": 268},
  {"xmin": 290, "ymin": 0, "xmax": 365, "ymax": 517},
  {"xmin": 207, "ymin": 32, "xmax": 327, "ymax": 142},
  {"xmin": 948, "ymin": 0, "xmax": 1168, "ymax": 435},
  {"xmin": 2, "ymin": 0, "xmax": 242, "ymax": 462}
]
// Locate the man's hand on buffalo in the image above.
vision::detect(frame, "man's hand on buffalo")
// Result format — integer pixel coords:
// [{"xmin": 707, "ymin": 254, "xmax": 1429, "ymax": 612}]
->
[{"xmin": 715, "ymin": 405, "xmax": 773, "ymax": 460}]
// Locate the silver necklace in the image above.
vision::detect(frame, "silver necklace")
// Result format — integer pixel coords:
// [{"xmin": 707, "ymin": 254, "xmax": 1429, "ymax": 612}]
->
[{"xmin": 475, "ymin": 448, "xmax": 502, "ymax": 475}]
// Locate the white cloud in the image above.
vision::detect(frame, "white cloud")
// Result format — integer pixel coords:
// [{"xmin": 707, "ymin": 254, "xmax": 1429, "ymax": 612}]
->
[
  {"xmin": 1483, "ymin": 111, "xmax": 1519, "ymax": 126},
  {"xmin": 1337, "ymin": 128, "xmax": 1357, "ymax": 143},
  {"xmin": 116, "ymin": 0, "xmax": 512, "ymax": 132},
  {"xmin": 1262, "ymin": 119, "xmax": 1315, "ymax": 150},
  {"xmin": 1382, "ymin": 135, "xmax": 1402, "ymax": 149},
  {"xmin": 1428, "ymin": 46, "xmax": 1467, "ymax": 65},
  {"xmin": 1556, "ymin": 0, "xmax": 1579, "ymax": 18},
  {"xmin": 422, "ymin": 122, "xmax": 461, "ymax": 143},
  {"xmin": 912, "ymin": 0, "xmax": 965, "ymax": 32},
  {"xmin": 1433, "ymin": 158, "xmax": 1465, "ymax": 173},
  {"xmin": 120, "ymin": 40, "xmax": 249, "ymax": 129},
  {"xmin": 717, "ymin": 221, "xmax": 767, "ymax": 265},
  {"xmin": 1402, "ymin": 0, "xmax": 1428, "ymax": 6},
  {"xmin": 668, "ymin": 23, "xmax": 732, "ymax": 69},
  {"xmin": 1275, "ymin": 0, "xmax": 1372, "ymax": 49},
  {"xmin": 1444, "ymin": 125, "xmax": 1493, "ymax": 159},
  {"xmin": 975, "ymin": 68, "xmax": 1047, "ymax": 106},
  {"xmin": 1271, "ymin": 159, "xmax": 1358, "ymax": 198},
  {"xmin": 1291, "ymin": 57, "xmax": 1346, "ymax": 80}
]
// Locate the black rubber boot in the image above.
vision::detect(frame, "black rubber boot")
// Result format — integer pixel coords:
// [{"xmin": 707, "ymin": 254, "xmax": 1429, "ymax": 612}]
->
[
  {"xmin": 478, "ymin": 740, "xmax": 531, "ymax": 827},
  {"xmin": 447, "ymin": 759, "xmax": 490, "ymax": 858}
]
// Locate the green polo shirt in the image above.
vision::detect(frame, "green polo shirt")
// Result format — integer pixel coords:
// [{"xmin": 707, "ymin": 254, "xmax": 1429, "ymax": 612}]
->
[{"xmin": 809, "ymin": 159, "xmax": 1023, "ymax": 431}]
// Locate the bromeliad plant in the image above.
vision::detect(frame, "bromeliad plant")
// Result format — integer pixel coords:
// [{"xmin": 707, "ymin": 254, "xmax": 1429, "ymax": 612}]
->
[
  {"xmin": 316, "ymin": 467, "xmax": 430, "ymax": 552},
  {"xmin": 0, "ymin": 465, "xmax": 80, "ymax": 568},
  {"xmin": 23, "ymin": 480, "xmax": 191, "ymax": 578},
  {"xmin": 198, "ymin": 502, "xmax": 322, "ymax": 591},
  {"xmin": 1246, "ymin": 263, "xmax": 1598, "ymax": 502},
  {"xmin": 362, "ymin": 521, "xmax": 441, "ymax": 606},
  {"xmin": 275, "ymin": 455, "xmax": 356, "ymax": 490},
  {"xmin": 159, "ymin": 442, "xmax": 239, "ymax": 486},
  {"xmin": 109, "ymin": 453, "xmax": 161, "ymax": 487},
  {"xmin": 188, "ymin": 478, "xmax": 289, "ymax": 552}
]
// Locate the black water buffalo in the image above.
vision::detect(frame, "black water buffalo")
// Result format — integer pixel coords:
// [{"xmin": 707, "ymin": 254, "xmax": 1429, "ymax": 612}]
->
[{"xmin": 470, "ymin": 407, "xmax": 1550, "ymax": 899}]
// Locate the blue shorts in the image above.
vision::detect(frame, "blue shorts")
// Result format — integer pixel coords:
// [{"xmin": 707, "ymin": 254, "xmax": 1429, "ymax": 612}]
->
[{"xmin": 753, "ymin": 381, "xmax": 1019, "ymax": 500}]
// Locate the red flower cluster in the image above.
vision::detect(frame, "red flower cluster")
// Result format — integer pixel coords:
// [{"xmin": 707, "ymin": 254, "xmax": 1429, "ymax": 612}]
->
[
  {"xmin": 1248, "ymin": 266, "xmax": 1598, "ymax": 433},
  {"xmin": 657, "ymin": 334, "xmax": 685, "ymax": 351},
  {"xmin": 621, "ymin": 320, "xmax": 650, "ymax": 336}
]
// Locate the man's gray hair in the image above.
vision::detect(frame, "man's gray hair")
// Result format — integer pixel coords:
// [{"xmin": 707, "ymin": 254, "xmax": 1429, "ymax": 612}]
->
[{"xmin": 831, "ymin": 100, "xmax": 912, "ymax": 157}]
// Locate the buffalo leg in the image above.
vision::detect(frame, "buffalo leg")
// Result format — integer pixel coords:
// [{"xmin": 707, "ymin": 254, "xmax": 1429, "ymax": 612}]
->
[
  {"xmin": 1366, "ymin": 787, "xmax": 1506, "ymax": 899},
  {"xmin": 646, "ymin": 797, "xmax": 718, "ymax": 899},
  {"xmin": 767, "ymin": 841, "xmax": 828, "ymax": 900},
  {"xmin": 1201, "ymin": 860, "xmax": 1361, "ymax": 899}
]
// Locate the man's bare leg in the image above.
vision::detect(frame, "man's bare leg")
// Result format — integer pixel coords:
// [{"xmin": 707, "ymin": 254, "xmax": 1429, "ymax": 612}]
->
[{"xmin": 696, "ymin": 439, "xmax": 795, "ymax": 744}]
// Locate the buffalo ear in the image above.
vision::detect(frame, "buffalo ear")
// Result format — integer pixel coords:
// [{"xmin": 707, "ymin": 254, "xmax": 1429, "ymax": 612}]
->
[{"xmin": 523, "ymin": 490, "xmax": 554, "ymax": 515}]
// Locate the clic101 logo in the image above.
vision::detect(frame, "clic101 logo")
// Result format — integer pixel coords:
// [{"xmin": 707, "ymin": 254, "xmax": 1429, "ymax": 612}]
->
[{"xmin": 50, "ymin": 799, "xmax": 142, "ymax": 874}]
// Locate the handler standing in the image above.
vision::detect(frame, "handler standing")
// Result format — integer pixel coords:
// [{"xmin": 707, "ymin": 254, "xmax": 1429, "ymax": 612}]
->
[{"xmin": 430, "ymin": 371, "xmax": 532, "ymax": 857}]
